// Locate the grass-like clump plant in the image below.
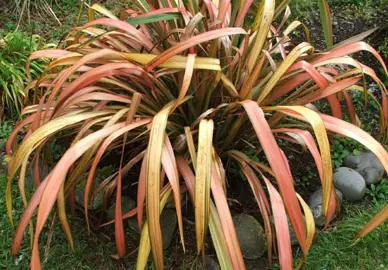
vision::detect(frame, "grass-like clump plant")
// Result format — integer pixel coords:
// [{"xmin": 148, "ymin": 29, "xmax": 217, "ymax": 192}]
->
[
  {"xmin": 0, "ymin": 32, "xmax": 54, "ymax": 120},
  {"xmin": 4, "ymin": 0, "xmax": 388, "ymax": 269}
]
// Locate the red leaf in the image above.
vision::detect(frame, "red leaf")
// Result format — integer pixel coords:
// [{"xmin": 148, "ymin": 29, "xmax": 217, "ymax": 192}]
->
[
  {"xmin": 241, "ymin": 100, "xmax": 307, "ymax": 252},
  {"xmin": 115, "ymin": 167, "xmax": 126, "ymax": 258},
  {"xmin": 146, "ymin": 28, "xmax": 245, "ymax": 71},
  {"xmin": 263, "ymin": 176, "xmax": 292, "ymax": 270}
]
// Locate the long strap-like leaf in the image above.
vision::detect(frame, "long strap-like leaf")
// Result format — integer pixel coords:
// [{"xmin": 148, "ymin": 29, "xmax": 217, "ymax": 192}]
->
[{"xmin": 195, "ymin": 119, "xmax": 214, "ymax": 253}]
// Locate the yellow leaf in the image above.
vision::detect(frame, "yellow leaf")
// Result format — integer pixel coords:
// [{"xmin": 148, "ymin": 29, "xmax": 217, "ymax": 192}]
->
[
  {"xmin": 57, "ymin": 184, "xmax": 74, "ymax": 251},
  {"xmin": 7, "ymin": 111, "xmax": 112, "ymax": 228},
  {"xmin": 247, "ymin": 0, "xmax": 275, "ymax": 72},
  {"xmin": 257, "ymin": 43, "xmax": 313, "ymax": 104},
  {"xmin": 89, "ymin": 4, "xmax": 119, "ymax": 19},
  {"xmin": 195, "ymin": 119, "xmax": 214, "ymax": 253},
  {"xmin": 295, "ymin": 193, "xmax": 315, "ymax": 269},
  {"xmin": 137, "ymin": 185, "xmax": 172, "ymax": 270},
  {"xmin": 146, "ymin": 104, "xmax": 174, "ymax": 268},
  {"xmin": 268, "ymin": 106, "xmax": 332, "ymax": 215}
]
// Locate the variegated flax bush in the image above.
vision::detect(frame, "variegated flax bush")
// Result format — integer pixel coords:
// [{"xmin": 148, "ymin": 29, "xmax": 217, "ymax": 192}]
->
[{"xmin": 5, "ymin": 0, "xmax": 388, "ymax": 269}]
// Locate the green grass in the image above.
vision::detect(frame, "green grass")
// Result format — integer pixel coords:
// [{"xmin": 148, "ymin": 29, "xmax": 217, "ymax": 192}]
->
[
  {"xmin": 302, "ymin": 201, "xmax": 388, "ymax": 269},
  {"xmin": 0, "ymin": 32, "xmax": 52, "ymax": 119}
]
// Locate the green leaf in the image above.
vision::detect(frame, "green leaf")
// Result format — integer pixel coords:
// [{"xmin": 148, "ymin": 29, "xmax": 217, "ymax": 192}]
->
[
  {"xmin": 317, "ymin": 0, "xmax": 333, "ymax": 48},
  {"xmin": 127, "ymin": 13, "xmax": 183, "ymax": 25}
]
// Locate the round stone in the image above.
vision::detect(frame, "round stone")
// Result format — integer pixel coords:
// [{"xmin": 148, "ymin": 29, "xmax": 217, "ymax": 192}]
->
[
  {"xmin": 344, "ymin": 151, "xmax": 384, "ymax": 185},
  {"xmin": 25, "ymin": 164, "xmax": 51, "ymax": 190},
  {"xmin": 288, "ymin": 217, "xmax": 304, "ymax": 245},
  {"xmin": 204, "ymin": 256, "xmax": 220, "ymax": 270},
  {"xmin": 333, "ymin": 167, "xmax": 366, "ymax": 201},
  {"xmin": 308, "ymin": 187, "xmax": 343, "ymax": 208},
  {"xmin": 160, "ymin": 209, "xmax": 177, "ymax": 250},
  {"xmin": 106, "ymin": 196, "xmax": 135, "ymax": 220},
  {"xmin": 74, "ymin": 166, "xmax": 113, "ymax": 210},
  {"xmin": 75, "ymin": 188, "xmax": 104, "ymax": 210},
  {"xmin": 343, "ymin": 153, "xmax": 361, "ymax": 168},
  {"xmin": 127, "ymin": 217, "xmax": 142, "ymax": 234},
  {"xmin": 308, "ymin": 187, "xmax": 343, "ymax": 227},
  {"xmin": 232, "ymin": 214, "xmax": 266, "ymax": 259}
]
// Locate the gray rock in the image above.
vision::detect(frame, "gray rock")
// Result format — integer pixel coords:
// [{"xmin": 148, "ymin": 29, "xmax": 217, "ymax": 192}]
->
[
  {"xmin": 308, "ymin": 187, "xmax": 343, "ymax": 227},
  {"xmin": 106, "ymin": 196, "xmax": 135, "ymax": 220},
  {"xmin": 74, "ymin": 167, "xmax": 113, "ymax": 210},
  {"xmin": 204, "ymin": 256, "xmax": 220, "ymax": 270},
  {"xmin": 25, "ymin": 164, "xmax": 51, "ymax": 189},
  {"xmin": 344, "ymin": 151, "xmax": 384, "ymax": 184},
  {"xmin": 336, "ymin": 189, "xmax": 344, "ymax": 203},
  {"xmin": 311, "ymin": 205, "xmax": 326, "ymax": 228},
  {"xmin": 232, "ymin": 214, "xmax": 266, "ymax": 259},
  {"xmin": 288, "ymin": 218, "xmax": 301, "ymax": 245},
  {"xmin": 333, "ymin": 167, "xmax": 366, "ymax": 201},
  {"xmin": 270, "ymin": 216, "xmax": 299, "ymax": 245},
  {"xmin": 127, "ymin": 217, "xmax": 143, "ymax": 234},
  {"xmin": 271, "ymin": 216, "xmax": 315, "ymax": 245},
  {"xmin": 75, "ymin": 188, "xmax": 104, "ymax": 210},
  {"xmin": 308, "ymin": 188, "xmax": 343, "ymax": 208},
  {"xmin": 160, "ymin": 209, "xmax": 177, "ymax": 250},
  {"xmin": 25, "ymin": 174, "xmax": 34, "ymax": 189}
]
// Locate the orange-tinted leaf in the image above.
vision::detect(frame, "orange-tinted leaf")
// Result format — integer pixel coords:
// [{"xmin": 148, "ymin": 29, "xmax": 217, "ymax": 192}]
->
[
  {"xmin": 146, "ymin": 28, "xmax": 245, "ymax": 71},
  {"xmin": 83, "ymin": 18, "xmax": 157, "ymax": 52},
  {"xmin": 146, "ymin": 105, "xmax": 173, "ymax": 269},
  {"xmin": 312, "ymin": 42, "xmax": 387, "ymax": 74},
  {"xmin": 241, "ymin": 100, "xmax": 307, "ymax": 253},
  {"xmin": 12, "ymin": 177, "xmax": 49, "ymax": 255},
  {"xmin": 238, "ymin": 162, "xmax": 273, "ymax": 265},
  {"xmin": 176, "ymin": 156, "xmax": 233, "ymax": 269},
  {"xmin": 115, "ymin": 168, "xmax": 126, "ymax": 258},
  {"xmin": 263, "ymin": 176, "xmax": 292, "ymax": 269},
  {"xmin": 272, "ymin": 128, "xmax": 337, "ymax": 225},
  {"xmin": 137, "ymin": 156, "xmax": 147, "ymax": 231},
  {"xmin": 30, "ymin": 121, "xmax": 148, "ymax": 268},
  {"xmin": 161, "ymin": 135, "xmax": 185, "ymax": 250},
  {"xmin": 210, "ymin": 162, "xmax": 245, "ymax": 269},
  {"xmin": 358, "ymin": 204, "xmax": 388, "ymax": 237}
]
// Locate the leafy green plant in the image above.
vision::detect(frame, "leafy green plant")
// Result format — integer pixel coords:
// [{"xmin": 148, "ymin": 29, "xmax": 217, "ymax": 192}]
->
[
  {"xmin": 0, "ymin": 32, "xmax": 54, "ymax": 119},
  {"xmin": 331, "ymin": 137, "xmax": 364, "ymax": 168},
  {"xmin": 0, "ymin": 121, "xmax": 14, "ymax": 166},
  {"xmin": 336, "ymin": 1, "xmax": 384, "ymax": 21},
  {"xmin": 380, "ymin": 68, "xmax": 388, "ymax": 87},
  {"xmin": 378, "ymin": 38, "xmax": 388, "ymax": 60},
  {"xmin": 0, "ymin": 121, "xmax": 14, "ymax": 142},
  {"xmin": 5, "ymin": 1, "xmax": 388, "ymax": 269},
  {"xmin": 366, "ymin": 179, "xmax": 388, "ymax": 204}
]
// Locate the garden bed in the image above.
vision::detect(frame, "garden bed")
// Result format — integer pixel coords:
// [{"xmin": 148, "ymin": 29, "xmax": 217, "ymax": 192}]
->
[{"xmin": 1, "ymin": 0, "xmax": 388, "ymax": 269}]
